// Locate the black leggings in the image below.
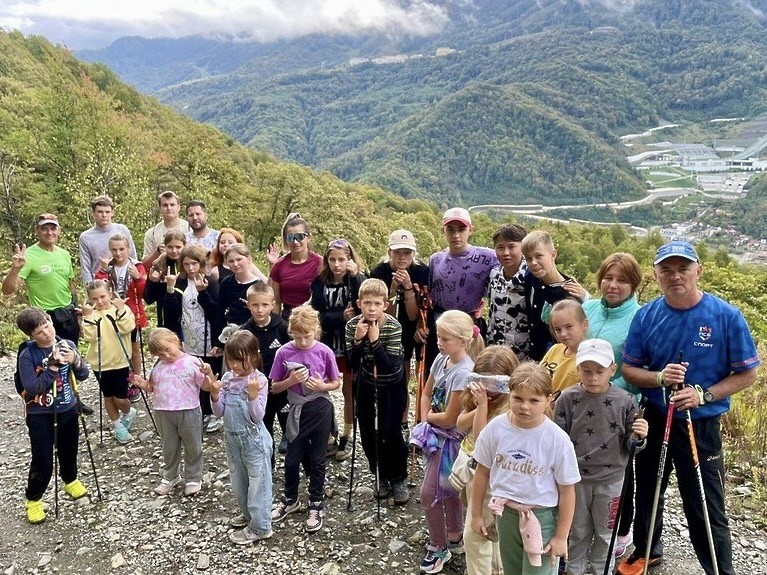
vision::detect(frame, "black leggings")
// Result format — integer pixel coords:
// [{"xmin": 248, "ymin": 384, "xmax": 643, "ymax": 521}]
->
[{"xmin": 26, "ymin": 409, "xmax": 80, "ymax": 501}]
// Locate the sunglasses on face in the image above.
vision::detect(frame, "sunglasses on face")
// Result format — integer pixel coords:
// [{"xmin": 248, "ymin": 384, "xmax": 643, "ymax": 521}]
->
[{"xmin": 286, "ymin": 232, "xmax": 308, "ymax": 243}]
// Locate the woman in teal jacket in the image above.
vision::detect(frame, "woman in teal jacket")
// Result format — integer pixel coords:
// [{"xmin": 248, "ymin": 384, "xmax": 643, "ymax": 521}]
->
[{"xmin": 582, "ymin": 252, "xmax": 643, "ymax": 559}]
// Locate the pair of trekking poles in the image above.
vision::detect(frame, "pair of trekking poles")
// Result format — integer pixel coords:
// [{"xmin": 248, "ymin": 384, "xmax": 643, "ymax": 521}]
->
[{"xmin": 605, "ymin": 352, "xmax": 719, "ymax": 575}]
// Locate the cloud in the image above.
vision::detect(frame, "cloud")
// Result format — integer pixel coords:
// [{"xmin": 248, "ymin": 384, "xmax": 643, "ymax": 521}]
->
[{"xmin": 0, "ymin": 0, "xmax": 450, "ymax": 49}]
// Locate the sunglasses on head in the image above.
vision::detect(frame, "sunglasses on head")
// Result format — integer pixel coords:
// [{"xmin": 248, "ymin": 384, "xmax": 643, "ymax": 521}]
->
[
  {"xmin": 286, "ymin": 232, "xmax": 308, "ymax": 243},
  {"xmin": 328, "ymin": 239, "xmax": 349, "ymax": 249}
]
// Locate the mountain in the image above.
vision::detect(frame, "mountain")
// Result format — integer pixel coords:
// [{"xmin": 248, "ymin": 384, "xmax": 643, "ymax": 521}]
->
[{"xmin": 75, "ymin": 0, "xmax": 767, "ymax": 208}]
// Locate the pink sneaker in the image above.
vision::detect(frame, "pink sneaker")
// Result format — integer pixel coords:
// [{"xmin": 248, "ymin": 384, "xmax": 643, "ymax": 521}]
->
[{"xmin": 614, "ymin": 532, "xmax": 632, "ymax": 558}]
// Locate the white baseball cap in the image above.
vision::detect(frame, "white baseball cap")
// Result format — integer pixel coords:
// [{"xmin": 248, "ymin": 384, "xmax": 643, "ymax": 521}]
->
[
  {"xmin": 388, "ymin": 229, "xmax": 417, "ymax": 251},
  {"xmin": 576, "ymin": 339, "xmax": 615, "ymax": 367},
  {"xmin": 442, "ymin": 207, "xmax": 472, "ymax": 227}
]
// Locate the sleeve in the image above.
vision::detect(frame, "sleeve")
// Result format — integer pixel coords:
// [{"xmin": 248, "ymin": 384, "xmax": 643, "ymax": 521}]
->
[
  {"xmin": 122, "ymin": 225, "xmax": 138, "ymax": 260},
  {"xmin": 68, "ymin": 341, "xmax": 91, "ymax": 381},
  {"xmin": 323, "ymin": 346, "xmax": 341, "ymax": 381},
  {"xmin": 248, "ymin": 373, "xmax": 269, "ymax": 423},
  {"xmin": 472, "ymin": 420, "xmax": 497, "ymax": 469},
  {"xmin": 142, "ymin": 227, "xmax": 155, "ymax": 259},
  {"xmin": 212, "ymin": 277, "xmax": 230, "ymax": 346},
  {"xmin": 79, "ymin": 235, "xmax": 94, "ymax": 284},
  {"xmin": 311, "ymin": 279, "xmax": 345, "ymax": 333},
  {"xmin": 197, "ymin": 277, "xmax": 219, "ymax": 318},
  {"xmin": 211, "ymin": 389, "xmax": 226, "ymax": 418},
  {"xmin": 143, "ymin": 276, "xmax": 164, "ymax": 305},
  {"xmin": 269, "ymin": 347, "xmax": 288, "ymax": 382},
  {"xmin": 371, "ymin": 319, "xmax": 403, "ymax": 377},
  {"xmin": 162, "ymin": 285, "xmax": 183, "ymax": 332},
  {"xmin": 19, "ymin": 348, "xmax": 56, "ymax": 397},
  {"xmin": 551, "ymin": 427, "xmax": 581, "ymax": 485},
  {"xmin": 132, "ymin": 262, "xmax": 147, "ymax": 304},
  {"xmin": 553, "ymin": 392, "xmax": 570, "ymax": 434},
  {"xmin": 727, "ymin": 310, "xmax": 760, "ymax": 371},
  {"xmin": 113, "ymin": 306, "xmax": 136, "ymax": 335},
  {"xmin": 269, "ymin": 257, "xmax": 283, "ymax": 282},
  {"xmin": 81, "ymin": 314, "xmax": 100, "ymax": 344},
  {"xmin": 345, "ymin": 317, "xmax": 363, "ymax": 371}
]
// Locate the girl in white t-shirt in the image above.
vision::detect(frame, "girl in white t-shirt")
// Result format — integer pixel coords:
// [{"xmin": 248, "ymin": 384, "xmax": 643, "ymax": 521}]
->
[
  {"xmin": 414, "ymin": 310, "xmax": 484, "ymax": 574},
  {"xmin": 470, "ymin": 362, "xmax": 580, "ymax": 575}
]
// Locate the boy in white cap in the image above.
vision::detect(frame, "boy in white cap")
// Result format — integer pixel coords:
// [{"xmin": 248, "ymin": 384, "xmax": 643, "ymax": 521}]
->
[{"xmin": 554, "ymin": 338, "xmax": 648, "ymax": 575}]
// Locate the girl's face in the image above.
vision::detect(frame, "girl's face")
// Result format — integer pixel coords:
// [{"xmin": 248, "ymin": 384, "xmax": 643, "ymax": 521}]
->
[
  {"xmin": 550, "ymin": 310, "xmax": 588, "ymax": 351},
  {"xmin": 327, "ymin": 248, "xmax": 349, "ymax": 280},
  {"xmin": 109, "ymin": 240, "xmax": 130, "ymax": 264},
  {"xmin": 89, "ymin": 287, "xmax": 112, "ymax": 311},
  {"xmin": 600, "ymin": 265, "xmax": 634, "ymax": 307},
  {"xmin": 284, "ymin": 225, "xmax": 309, "ymax": 255},
  {"xmin": 509, "ymin": 386, "xmax": 549, "ymax": 429},
  {"xmin": 183, "ymin": 257, "xmax": 201, "ymax": 277},
  {"xmin": 156, "ymin": 341, "xmax": 183, "ymax": 363},
  {"xmin": 291, "ymin": 329, "xmax": 317, "ymax": 350},
  {"xmin": 436, "ymin": 326, "xmax": 467, "ymax": 358},
  {"xmin": 226, "ymin": 251, "xmax": 250, "ymax": 277},
  {"xmin": 165, "ymin": 240, "xmax": 184, "ymax": 261},
  {"xmin": 218, "ymin": 233, "xmax": 237, "ymax": 257},
  {"xmin": 227, "ymin": 358, "xmax": 249, "ymax": 377},
  {"xmin": 388, "ymin": 248, "xmax": 414, "ymax": 271}
]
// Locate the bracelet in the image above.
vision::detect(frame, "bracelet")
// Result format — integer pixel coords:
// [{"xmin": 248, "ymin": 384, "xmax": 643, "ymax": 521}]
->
[
  {"xmin": 694, "ymin": 384, "xmax": 705, "ymax": 405},
  {"xmin": 404, "ymin": 287, "xmax": 414, "ymax": 291},
  {"xmin": 655, "ymin": 371, "xmax": 665, "ymax": 387}
]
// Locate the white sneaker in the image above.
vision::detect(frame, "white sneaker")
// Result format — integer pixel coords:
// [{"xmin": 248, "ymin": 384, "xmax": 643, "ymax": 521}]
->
[
  {"xmin": 154, "ymin": 477, "xmax": 181, "ymax": 496},
  {"xmin": 184, "ymin": 481, "xmax": 202, "ymax": 496},
  {"xmin": 205, "ymin": 416, "xmax": 224, "ymax": 433},
  {"xmin": 229, "ymin": 526, "xmax": 273, "ymax": 545}
]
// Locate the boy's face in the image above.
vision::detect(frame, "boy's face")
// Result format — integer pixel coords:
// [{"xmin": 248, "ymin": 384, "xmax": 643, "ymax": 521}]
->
[
  {"xmin": 30, "ymin": 319, "xmax": 56, "ymax": 348},
  {"xmin": 524, "ymin": 244, "xmax": 557, "ymax": 279},
  {"xmin": 495, "ymin": 239, "xmax": 523, "ymax": 272},
  {"xmin": 159, "ymin": 197, "xmax": 179, "ymax": 220},
  {"xmin": 92, "ymin": 205, "xmax": 113, "ymax": 227},
  {"xmin": 578, "ymin": 360, "xmax": 616, "ymax": 394},
  {"xmin": 247, "ymin": 294, "xmax": 274, "ymax": 324},
  {"xmin": 443, "ymin": 222, "xmax": 472, "ymax": 253},
  {"xmin": 357, "ymin": 295, "xmax": 386, "ymax": 323}
]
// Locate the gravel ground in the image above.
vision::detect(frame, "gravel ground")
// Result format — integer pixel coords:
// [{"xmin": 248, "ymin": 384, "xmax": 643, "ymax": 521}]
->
[{"xmin": 0, "ymin": 355, "xmax": 765, "ymax": 575}]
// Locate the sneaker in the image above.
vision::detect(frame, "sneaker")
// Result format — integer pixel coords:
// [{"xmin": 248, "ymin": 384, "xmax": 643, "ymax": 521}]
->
[
  {"xmin": 616, "ymin": 554, "xmax": 662, "ymax": 575},
  {"xmin": 326, "ymin": 440, "xmax": 339, "ymax": 458},
  {"xmin": 374, "ymin": 478, "xmax": 391, "ymax": 500},
  {"xmin": 205, "ymin": 416, "xmax": 224, "ymax": 433},
  {"xmin": 229, "ymin": 526, "xmax": 273, "ymax": 545},
  {"xmin": 184, "ymin": 481, "xmax": 202, "ymax": 496},
  {"xmin": 614, "ymin": 532, "xmax": 633, "ymax": 558},
  {"xmin": 278, "ymin": 437, "xmax": 288, "ymax": 454},
  {"xmin": 120, "ymin": 407, "xmax": 137, "ymax": 432},
  {"xmin": 229, "ymin": 514, "xmax": 249, "ymax": 528},
  {"xmin": 154, "ymin": 477, "xmax": 181, "ymax": 496},
  {"xmin": 113, "ymin": 423, "xmax": 133, "ymax": 444},
  {"xmin": 127, "ymin": 385, "xmax": 141, "ymax": 404},
  {"xmin": 271, "ymin": 498, "xmax": 302, "ymax": 522},
  {"xmin": 391, "ymin": 480, "xmax": 410, "ymax": 505},
  {"xmin": 420, "ymin": 546, "xmax": 451, "ymax": 574},
  {"xmin": 335, "ymin": 436, "xmax": 352, "ymax": 461},
  {"xmin": 447, "ymin": 534, "xmax": 464, "ymax": 555},
  {"xmin": 26, "ymin": 499, "xmax": 46, "ymax": 524},
  {"xmin": 63, "ymin": 479, "xmax": 88, "ymax": 500},
  {"xmin": 305, "ymin": 501, "xmax": 324, "ymax": 533}
]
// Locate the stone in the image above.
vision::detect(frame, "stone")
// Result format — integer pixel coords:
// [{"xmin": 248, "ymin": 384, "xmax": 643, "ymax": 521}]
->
[
  {"xmin": 388, "ymin": 539, "xmax": 407, "ymax": 554},
  {"xmin": 111, "ymin": 553, "xmax": 127, "ymax": 569},
  {"xmin": 319, "ymin": 562, "xmax": 340, "ymax": 575},
  {"xmin": 38, "ymin": 555, "xmax": 52, "ymax": 568},
  {"xmin": 197, "ymin": 554, "xmax": 210, "ymax": 570}
]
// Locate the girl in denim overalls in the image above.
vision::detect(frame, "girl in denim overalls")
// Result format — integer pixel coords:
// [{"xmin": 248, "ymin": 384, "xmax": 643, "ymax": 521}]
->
[{"xmin": 211, "ymin": 330, "xmax": 273, "ymax": 545}]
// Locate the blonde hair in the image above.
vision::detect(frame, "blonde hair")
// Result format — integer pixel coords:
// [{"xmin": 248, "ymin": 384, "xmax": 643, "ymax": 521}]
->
[
  {"xmin": 288, "ymin": 305, "xmax": 322, "ymax": 339},
  {"xmin": 548, "ymin": 299, "xmax": 587, "ymax": 327},
  {"xmin": 509, "ymin": 362, "xmax": 554, "ymax": 398},
  {"xmin": 436, "ymin": 310, "xmax": 485, "ymax": 360},
  {"xmin": 521, "ymin": 230, "xmax": 555, "ymax": 256},
  {"xmin": 462, "ymin": 345, "xmax": 518, "ymax": 414},
  {"xmin": 148, "ymin": 327, "xmax": 182, "ymax": 356},
  {"xmin": 224, "ymin": 243, "xmax": 251, "ymax": 262},
  {"xmin": 358, "ymin": 278, "xmax": 388, "ymax": 300},
  {"xmin": 86, "ymin": 279, "xmax": 110, "ymax": 298}
]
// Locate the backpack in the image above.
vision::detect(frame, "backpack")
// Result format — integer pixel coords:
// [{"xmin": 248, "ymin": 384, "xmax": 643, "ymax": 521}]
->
[{"xmin": 13, "ymin": 340, "xmax": 46, "ymax": 397}]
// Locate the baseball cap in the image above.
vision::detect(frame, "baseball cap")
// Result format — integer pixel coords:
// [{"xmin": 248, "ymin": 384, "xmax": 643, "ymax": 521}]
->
[
  {"xmin": 388, "ymin": 229, "xmax": 417, "ymax": 251},
  {"xmin": 36, "ymin": 213, "xmax": 60, "ymax": 227},
  {"xmin": 442, "ymin": 207, "xmax": 472, "ymax": 227},
  {"xmin": 653, "ymin": 240, "xmax": 699, "ymax": 265},
  {"xmin": 576, "ymin": 339, "xmax": 615, "ymax": 368}
]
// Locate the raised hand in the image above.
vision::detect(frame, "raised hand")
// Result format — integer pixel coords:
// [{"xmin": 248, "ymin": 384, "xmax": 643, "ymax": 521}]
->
[
  {"xmin": 392, "ymin": 268, "xmax": 412, "ymax": 290},
  {"xmin": 367, "ymin": 318, "xmax": 380, "ymax": 343},
  {"xmin": 266, "ymin": 243, "xmax": 280, "ymax": 266},
  {"xmin": 165, "ymin": 267, "xmax": 177, "ymax": 291},
  {"xmin": 247, "ymin": 376, "xmax": 267, "ymax": 400},
  {"xmin": 128, "ymin": 263, "xmax": 141, "ymax": 279},
  {"xmin": 11, "ymin": 243, "xmax": 26, "ymax": 269},
  {"xmin": 148, "ymin": 268, "xmax": 162, "ymax": 282},
  {"xmin": 354, "ymin": 319, "xmax": 370, "ymax": 342},
  {"xmin": 346, "ymin": 259, "xmax": 358, "ymax": 276},
  {"xmin": 343, "ymin": 302, "xmax": 356, "ymax": 321},
  {"xmin": 81, "ymin": 301, "xmax": 94, "ymax": 317},
  {"xmin": 111, "ymin": 296, "xmax": 127, "ymax": 311},
  {"xmin": 193, "ymin": 273, "xmax": 209, "ymax": 291}
]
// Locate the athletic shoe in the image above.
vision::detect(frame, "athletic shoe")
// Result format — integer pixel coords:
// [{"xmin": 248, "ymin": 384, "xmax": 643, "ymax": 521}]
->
[
  {"xmin": 127, "ymin": 385, "xmax": 141, "ymax": 404},
  {"xmin": 26, "ymin": 499, "xmax": 46, "ymax": 524},
  {"xmin": 205, "ymin": 416, "xmax": 223, "ymax": 433},
  {"xmin": 391, "ymin": 480, "xmax": 410, "ymax": 505},
  {"xmin": 113, "ymin": 423, "xmax": 133, "ymax": 444},
  {"xmin": 121, "ymin": 407, "xmax": 137, "ymax": 432},
  {"xmin": 63, "ymin": 479, "xmax": 88, "ymax": 500},
  {"xmin": 229, "ymin": 526, "xmax": 272, "ymax": 545},
  {"xmin": 305, "ymin": 501, "xmax": 324, "ymax": 533},
  {"xmin": 154, "ymin": 477, "xmax": 181, "ymax": 496},
  {"xmin": 616, "ymin": 554, "xmax": 662, "ymax": 575},
  {"xmin": 271, "ymin": 498, "xmax": 302, "ymax": 522},
  {"xmin": 375, "ymin": 478, "xmax": 391, "ymax": 500},
  {"xmin": 614, "ymin": 532, "xmax": 633, "ymax": 558},
  {"xmin": 326, "ymin": 439, "xmax": 339, "ymax": 458},
  {"xmin": 335, "ymin": 436, "xmax": 352, "ymax": 461},
  {"xmin": 420, "ymin": 546, "xmax": 451, "ymax": 574},
  {"xmin": 184, "ymin": 482, "xmax": 202, "ymax": 496},
  {"xmin": 278, "ymin": 437, "xmax": 288, "ymax": 454},
  {"xmin": 229, "ymin": 514, "xmax": 249, "ymax": 528},
  {"xmin": 447, "ymin": 535, "xmax": 464, "ymax": 555}
]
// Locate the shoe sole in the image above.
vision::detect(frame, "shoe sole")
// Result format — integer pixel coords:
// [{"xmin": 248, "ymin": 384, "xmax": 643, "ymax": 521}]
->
[
  {"xmin": 305, "ymin": 521, "xmax": 323, "ymax": 533},
  {"xmin": 272, "ymin": 504, "xmax": 302, "ymax": 522},
  {"xmin": 420, "ymin": 551, "xmax": 452, "ymax": 574},
  {"xmin": 616, "ymin": 557, "xmax": 662, "ymax": 575}
]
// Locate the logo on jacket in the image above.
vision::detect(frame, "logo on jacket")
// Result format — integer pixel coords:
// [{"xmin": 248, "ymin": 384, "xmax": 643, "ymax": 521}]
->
[
  {"xmin": 269, "ymin": 339, "xmax": 282, "ymax": 350},
  {"xmin": 699, "ymin": 326, "xmax": 712, "ymax": 341}
]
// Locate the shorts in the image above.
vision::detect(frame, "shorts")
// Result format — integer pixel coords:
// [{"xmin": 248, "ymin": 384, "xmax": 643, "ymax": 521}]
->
[{"xmin": 95, "ymin": 367, "xmax": 130, "ymax": 399}]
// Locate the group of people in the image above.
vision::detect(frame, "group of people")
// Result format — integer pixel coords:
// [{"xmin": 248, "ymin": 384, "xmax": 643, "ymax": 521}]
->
[{"xmin": 6, "ymin": 192, "xmax": 757, "ymax": 575}]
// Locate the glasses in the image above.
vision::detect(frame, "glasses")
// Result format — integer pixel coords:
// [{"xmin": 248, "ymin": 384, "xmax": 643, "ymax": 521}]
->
[
  {"xmin": 328, "ymin": 239, "xmax": 349, "ymax": 249},
  {"xmin": 286, "ymin": 232, "xmax": 308, "ymax": 243}
]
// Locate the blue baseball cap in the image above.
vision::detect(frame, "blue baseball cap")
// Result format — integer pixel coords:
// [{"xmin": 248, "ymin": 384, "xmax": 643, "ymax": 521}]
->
[{"xmin": 653, "ymin": 241, "xmax": 699, "ymax": 265}]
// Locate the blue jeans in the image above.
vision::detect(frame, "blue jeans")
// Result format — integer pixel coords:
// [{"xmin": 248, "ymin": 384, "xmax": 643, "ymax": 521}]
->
[{"xmin": 223, "ymin": 391, "xmax": 273, "ymax": 536}]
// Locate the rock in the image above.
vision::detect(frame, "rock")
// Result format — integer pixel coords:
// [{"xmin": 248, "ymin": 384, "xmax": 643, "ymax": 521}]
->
[
  {"xmin": 319, "ymin": 562, "xmax": 340, "ymax": 575},
  {"xmin": 196, "ymin": 554, "xmax": 210, "ymax": 570},
  {"xmin": 111, "ymin": 553, "xmax": 127, "ymax": 569},
  {"xmin": 139, "ymin": 431, "xmax": 154, "ymax": 442},
  {"xmin": 76, "ymin": 547, "xmax": 91, "ymax": 556},
  {"xmin": 38, "ymin": 554, "xmax": 52, "ymax": 568},
  {"xmin": 4, "ymin": 564, "xmax": 15, "ymax": 575},
  {"xmin": 755, "ymin": 540, "xmax": 767, "ymax": 552},
  {"xmin": 388, "ymin": 539, "xmax": 407, "ymax": 554}
]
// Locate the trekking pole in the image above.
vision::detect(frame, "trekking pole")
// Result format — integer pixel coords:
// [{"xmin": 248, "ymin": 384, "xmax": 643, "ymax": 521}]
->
[
  {"xmin": 373, "ymin": 364, "xmax": 381, "ymax": 522},
  {"xmin": 138, "ymin": 327, "xmax": 147, "ymax": 378},
  {"xmin": 94, "ymin": 318, "xmax": 104, "ymax": 445},
  {"xmin": 52, "ymin": 368, "xmax": 59, "ymax": 518},
  {"xmin": 107, "ymin": 315, "xmax": 159, "ymax": 435},
  {"xmin": 604, "ymin": 404, "xmax": 644, "ymax": 575},
  {"xmin": 78, "ymin": 400, "xmax": 102, "ymax": 501},
  {"xmin": 679, "ymin": 352, "xmax": 720, "ymax": 575},
  {"xmin": 347, "ymin": 371, "xmax": 358, "ymax": 512},
  {"xmin": 642, "ymin": 382, "xmax": 677, "ymax": 575}
]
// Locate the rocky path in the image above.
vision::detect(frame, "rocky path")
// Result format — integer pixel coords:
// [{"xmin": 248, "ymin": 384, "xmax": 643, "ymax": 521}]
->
[{"xmin": 0, "ymin": 356, "xmax": 765, "ymax": 575}]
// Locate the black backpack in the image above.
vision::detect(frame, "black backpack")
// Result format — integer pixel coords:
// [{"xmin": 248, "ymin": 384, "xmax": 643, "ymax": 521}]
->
[{"xmin": 13, "ymin": 340, "xmax": 47, "ymax": 397}]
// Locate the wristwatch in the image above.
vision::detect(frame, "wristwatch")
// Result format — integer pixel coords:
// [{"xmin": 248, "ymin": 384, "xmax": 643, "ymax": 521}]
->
[{"xmin": 703, "ymin": 390, "xmax": 715, "ymax": 404}]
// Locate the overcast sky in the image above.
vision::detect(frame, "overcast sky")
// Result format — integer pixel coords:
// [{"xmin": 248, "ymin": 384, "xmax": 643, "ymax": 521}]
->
[{"xmin": 0, "ymin": 0, "xmax": 450, "ymax": 49}]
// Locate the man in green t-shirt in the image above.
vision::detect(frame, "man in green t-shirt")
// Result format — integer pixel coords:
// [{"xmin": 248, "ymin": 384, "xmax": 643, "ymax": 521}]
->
[{"xmin": 3, "ymin": 213, "xmax": 79, "ymax": 342}]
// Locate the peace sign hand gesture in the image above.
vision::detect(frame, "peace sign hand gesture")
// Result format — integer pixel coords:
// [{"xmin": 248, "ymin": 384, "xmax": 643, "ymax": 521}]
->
[{"xmin": 11, "ymin": 243, "xmax": 26, "ymax": 270}]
